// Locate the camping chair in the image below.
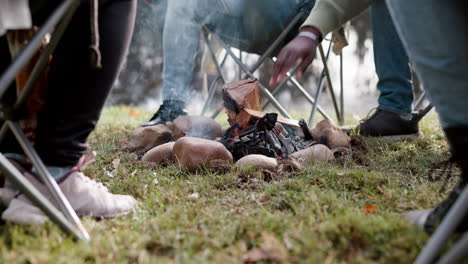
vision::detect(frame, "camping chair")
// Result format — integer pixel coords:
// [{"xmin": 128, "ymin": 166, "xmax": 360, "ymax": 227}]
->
[
  {"xmin": 0, "ymin": 0, "xmax": 89, "ymax": 241},
  {"xmin": 199, "ymin": 2, "xmax": 345, "ymax": 126}
]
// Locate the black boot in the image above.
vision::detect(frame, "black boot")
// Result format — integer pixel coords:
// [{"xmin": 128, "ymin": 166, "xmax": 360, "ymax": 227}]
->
[
  {"xmin": 355, "ymin": 109, "xmax": 419, "ymax": 137},
  {"xmin": 423, "ymin": 126, "xmax": 468, "ymax": 233},
  {"xmin": 141, "ymin": 100, "xmax": 187, "ymax": 127}
]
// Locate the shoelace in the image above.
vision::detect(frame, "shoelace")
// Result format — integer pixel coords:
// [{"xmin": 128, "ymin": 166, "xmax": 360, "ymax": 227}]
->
[
  {"xmin": 358, "ymin": 108, "xmax": 380, "ymax": 125},
  {"xmin": 67, "ymin": 151, "xmax": 108, "ymax": 190}
]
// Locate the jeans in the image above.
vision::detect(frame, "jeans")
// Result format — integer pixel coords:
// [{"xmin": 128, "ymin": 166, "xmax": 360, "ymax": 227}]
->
[
  {"xmin": 0, "ymin": 0, "xmax": 137, "ymax": 166},
  {"xmin": 162, "ymin": 0, "xmax": 312, "ymax": 102},
  {"xmin": 386, "ymin": 1, "xmax": 468, "ymax": 128},
  {"xmin": 371, "ymin": 0, "xmax": 413, "ymax": 114}
]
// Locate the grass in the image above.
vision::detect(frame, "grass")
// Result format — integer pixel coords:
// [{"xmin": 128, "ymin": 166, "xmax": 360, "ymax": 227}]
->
[{"xmin": 0, "ymin": 105, "xmax": 459, "ymax": 263}]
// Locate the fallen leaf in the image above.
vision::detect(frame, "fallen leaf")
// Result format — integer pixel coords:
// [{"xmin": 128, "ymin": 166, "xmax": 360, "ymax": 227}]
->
[
  {"xmin": 364, "ymin": 204, "xmax": 376, "ymax": 213},
  {"xmin": 129, "ymin": 109, "xmax": 141, "ymax": 116}
]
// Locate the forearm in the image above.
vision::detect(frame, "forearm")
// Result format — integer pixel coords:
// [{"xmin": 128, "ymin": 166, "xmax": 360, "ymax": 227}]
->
[{"xmin": 301, "ymin": 0, "xmax": 374, "ymax": 37}]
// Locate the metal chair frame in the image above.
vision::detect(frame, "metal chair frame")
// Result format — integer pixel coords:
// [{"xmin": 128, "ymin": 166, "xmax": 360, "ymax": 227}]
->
[
  {"xmin": 414, "ymin": 186, "xmax": 468, "ymax": 264},
  {"xmin": 199, "ymin": 9, "xmax": 345, "ymax": 126},
  {"xmin": 0, "ymin": 0, "xmax": 89, "ymax": 241}
]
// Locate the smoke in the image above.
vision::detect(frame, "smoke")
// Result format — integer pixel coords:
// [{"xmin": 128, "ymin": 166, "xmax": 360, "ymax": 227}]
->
[{"xmin": 109, "ymin": 0, "xmax": 378, "ymax": 118}]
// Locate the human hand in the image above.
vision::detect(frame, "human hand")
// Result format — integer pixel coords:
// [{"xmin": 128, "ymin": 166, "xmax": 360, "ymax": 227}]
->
[{"xmin": 270, "ymin": 26, "xmax": 321, "ymax": 87}]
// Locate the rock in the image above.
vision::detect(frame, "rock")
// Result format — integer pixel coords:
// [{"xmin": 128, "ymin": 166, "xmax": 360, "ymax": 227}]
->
[
  {"xmin": 277, "ymin": 157, "xmax": 304, "ymax": 171},
  {"xmin": 127, "ymin": 125, "xmax": 172, "ymax": 153},
  {"xmin": 311, "ymin": 120, "xmax": 350, "ymax": 149},
  {"xmin": 171, "ymin": 115, "xmax": 222, "ymax": 140},
  {"xmin": 172, "ymin": 137, "xmax": 233, "ymax": 172},
  {"xmin": 331, "ymin": 147, "xmax": 351, "ymax": 159},
  {"xmin": 290, "ymin": 144, "xmax": 334, "ymax": 165},
  {"xmin": 235, "ymin": 154, "xmax": 278, "ymax": 170},
  {"xmin": 142, "ymin": 142, "xmax": 175, "ymax": 165}
]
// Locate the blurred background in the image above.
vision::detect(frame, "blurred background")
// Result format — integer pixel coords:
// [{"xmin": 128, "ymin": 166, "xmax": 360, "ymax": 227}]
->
[{"xmin": 108, "ymin": 0, "xmax": 382, "ymax": 119}]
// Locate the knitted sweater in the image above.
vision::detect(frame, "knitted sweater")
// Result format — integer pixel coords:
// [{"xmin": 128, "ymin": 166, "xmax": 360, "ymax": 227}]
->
[{"xmin": 301, "ymin": 0, "xmax": 374, "ymax": 36}]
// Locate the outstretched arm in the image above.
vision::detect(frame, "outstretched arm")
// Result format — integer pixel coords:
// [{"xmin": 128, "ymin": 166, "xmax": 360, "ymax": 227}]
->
[{"xmin": 270, "ymin": 0, "xmax": 373, "ymax": 87}]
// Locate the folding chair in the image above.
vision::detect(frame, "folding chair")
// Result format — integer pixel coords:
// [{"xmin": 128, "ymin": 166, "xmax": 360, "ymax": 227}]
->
[
  {"xmin": 199, "ymin": 3, "xmax": 345, "ymax": 126},
  {"xmin": 0, "ymin": 0, "xmax": 89, "ymax": 241}
]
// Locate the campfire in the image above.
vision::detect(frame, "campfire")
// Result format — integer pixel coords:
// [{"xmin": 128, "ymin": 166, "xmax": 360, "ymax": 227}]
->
[
  {"xmin": 221, "ymin": 113, "xmax": 317, "ymax": 161},
  {"xmin": 129, "ymin": 79, "xmax": 356, "ymax": 172}
]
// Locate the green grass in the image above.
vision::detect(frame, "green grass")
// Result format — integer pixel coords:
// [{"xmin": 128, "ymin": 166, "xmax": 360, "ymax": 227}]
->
[{"xmin": 0, "ymin": 106, "xmax": 458, "ymax": 263}]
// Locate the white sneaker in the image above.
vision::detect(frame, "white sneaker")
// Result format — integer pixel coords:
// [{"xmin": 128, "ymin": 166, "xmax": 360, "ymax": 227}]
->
[
  {"xmin": 404, "ymin": 209, "xmax": 433, "ymax": 229},
  {"xmin": 1, "ymin": 153, "xmax": 138, "ymax": 224},
  {"xmin": 2, "ymin": 198, "xmax": 47, "ymax": 225}
]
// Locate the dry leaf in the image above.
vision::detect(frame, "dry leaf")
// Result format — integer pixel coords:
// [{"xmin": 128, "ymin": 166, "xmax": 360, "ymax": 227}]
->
[
  {"xmin": 364, "ymin": 204, "xmax": 376, "ymax": 213},
  {"xmin": 129, "ymin": 109, "xmax": 141, "ymax": 116}
]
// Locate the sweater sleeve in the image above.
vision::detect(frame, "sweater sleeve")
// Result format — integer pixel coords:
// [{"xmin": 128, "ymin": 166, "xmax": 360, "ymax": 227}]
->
[{"xmin": 301, "ymin": 0, "xmax": 374, "ymax": 37}]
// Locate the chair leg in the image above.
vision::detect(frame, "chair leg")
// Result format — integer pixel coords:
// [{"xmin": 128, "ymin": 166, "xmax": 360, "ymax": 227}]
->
[
  {"xmin": 339, "ymin": 52, "xmax": 344, "ymax": 124},
  {"xmin": 318, "ymin": 44, "xmax": 342, "ymax": 124},
  {"xmin": 5, "ymin": 121, "xmax": 89, "ymax": 240},
  {"xmin": 436, "ymin": 231, "xmax": 468, "ymax": 264},
  {"xmin": 211, "ymin": 34, "xmax": 291, "ymax": 119},
  {"xmin": 414, "ymin": 186, "xmax": 468, "ymax": 264},
  {"xmin": 309, "ymin": 69, "xmax": 326, "ymax": 125},
  {"xmin": 0, "ymin": 153, "xmax": 89, "ymax": 240},
  {"xmin": 413, "ymin": 91, "xmax": 426, "ymax": 111}
]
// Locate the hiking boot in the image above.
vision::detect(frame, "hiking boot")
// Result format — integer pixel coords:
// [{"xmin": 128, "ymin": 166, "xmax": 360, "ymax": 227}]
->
[
  {"xmin": 1, "ymin": 152, "xmax": 138, "ymax": 224},
  {"xmin": 142, "ymin": 100, "xmax": 187, "ymax": 127},
  {"xmin": 405, "ymin": 126, "xmax": 468, "ymax": 233},
  {"xmin": 353, "ymin": 109, "xmax": 419, "ymax": 137}
]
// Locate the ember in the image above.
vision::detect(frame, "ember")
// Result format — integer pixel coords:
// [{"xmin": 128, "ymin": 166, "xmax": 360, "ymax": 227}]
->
[{"xmin": 221, "ymin": 113, "xmax": 317, "ymax": 161}]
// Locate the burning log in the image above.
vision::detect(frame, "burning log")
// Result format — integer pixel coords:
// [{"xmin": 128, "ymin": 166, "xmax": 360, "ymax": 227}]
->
[
  {"xmin": 223, "ymin": 79, "xmax": 261, "ymax": 128},
  {"xmin": 221, "ymin": 112, "xmax": 316, "ymax": 161}
]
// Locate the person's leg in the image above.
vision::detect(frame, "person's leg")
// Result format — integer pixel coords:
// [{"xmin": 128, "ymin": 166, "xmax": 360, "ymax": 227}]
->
[
  {"xmin": 371, "ymin": 0, "xmax": 413, "ymax": 115},
  {"xmin": 33, "ymin": 0, "xmax": 137, "ymax": 167},
  {"xmin": 386, "ymin": 0, "xmax": 468, "ymax": 232},
  {"xmin": 1, "ymin": 0, "xmax": 138, "ymax": 222},
  {"xmin": 145, "ymin": 0, "xmax": 313, "ymax": 127},
  {"xmin": 354, "ymin": 0, "xmax": 417, "ymax": 138},
  {"xmin": 142, "ymin": 0, "xmax": 247, "ymax": 126}
]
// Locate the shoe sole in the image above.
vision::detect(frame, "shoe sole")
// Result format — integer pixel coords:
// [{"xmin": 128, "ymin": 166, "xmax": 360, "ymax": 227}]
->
[{"xmin": 340, "ymin": 125, "xmax": 422, "ymax": 141}]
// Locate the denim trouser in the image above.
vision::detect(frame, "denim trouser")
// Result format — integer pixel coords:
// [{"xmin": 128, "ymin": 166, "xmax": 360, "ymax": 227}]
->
[
  {"xmin": 163, "ymin": 0, "xmax": 413, "ymax": 115},
  {"xmin": 386, "ymin": 1, "xmax": 468, "ymax": 129},
  {"xmin": 371, "ymin": 0, "xmax": 413, "ymax": 114}
]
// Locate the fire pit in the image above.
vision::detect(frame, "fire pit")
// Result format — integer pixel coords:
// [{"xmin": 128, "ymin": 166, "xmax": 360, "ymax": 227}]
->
[
  {"xmin": 133, "ymin": 78, "xmax": 353, "ymax": 172},
  {"xmin": 221, "ymin": 113, "xmax": 317, "ymax": 161}
]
